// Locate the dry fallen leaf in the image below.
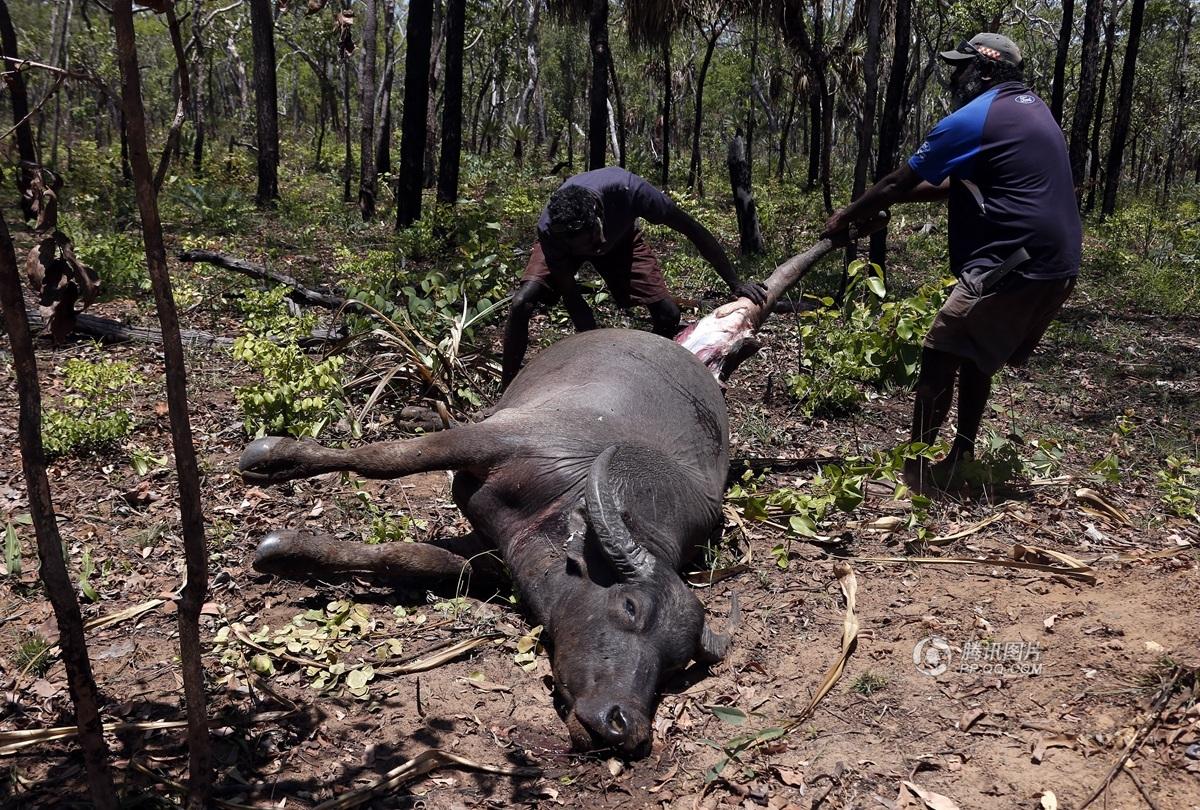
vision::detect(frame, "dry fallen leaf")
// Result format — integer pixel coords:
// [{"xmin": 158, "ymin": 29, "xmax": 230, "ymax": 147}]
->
[
  {"xmin": 1039, "ymin": 789, "xmax": 1058, "ymax": 809},
  {"xmin": 958, "ymin": 708, "xmax": 986, "ymax": 732},
  {"xmin": 1044, "ymin": 614, "xmax": 1058, "ymax": 633},
  {"xmin": 897, "ymin": 780, "xmax": 961, "ymax": 810},
  {"xmin": 1030, "ymin": 734, "xmax": 1074, "ymax": 764}
]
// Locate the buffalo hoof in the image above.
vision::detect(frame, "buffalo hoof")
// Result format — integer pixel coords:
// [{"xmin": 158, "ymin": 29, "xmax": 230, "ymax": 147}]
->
[
  {"xmin": 239, "ymin": 437, "xmax": 310, "ymax": 483},
  {"xmin": 253, "ymin": 530, "xmax": 321, "ymax": 577}
]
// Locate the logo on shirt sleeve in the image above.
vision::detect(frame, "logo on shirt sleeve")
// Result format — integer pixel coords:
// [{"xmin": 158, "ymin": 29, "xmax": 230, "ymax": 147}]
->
[
  {"xmin": 1015, "ymin": 95, "xmax": 1036, "ymax": 105},
  {"xmin": 916, "ymin": 141, "xmax": 931, "ymax": 156}
]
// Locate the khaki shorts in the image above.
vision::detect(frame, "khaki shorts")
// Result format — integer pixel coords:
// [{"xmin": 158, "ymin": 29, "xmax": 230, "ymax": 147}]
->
[
  {"xmin": 925, "ymin": 275, "xmax": 1076, "ymax": 376},
  {"xmin": 521, "ymin": 228, "xmax": 671, "ymax": 308}
]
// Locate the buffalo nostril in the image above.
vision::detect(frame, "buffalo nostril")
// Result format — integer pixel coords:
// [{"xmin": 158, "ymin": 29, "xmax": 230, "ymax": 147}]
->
[{"xmin": 605, "ymin": 706, "xmax": 628, "ymax": 736}]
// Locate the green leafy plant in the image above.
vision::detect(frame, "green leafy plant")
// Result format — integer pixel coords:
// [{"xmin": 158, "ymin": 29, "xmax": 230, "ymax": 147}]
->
[
  {"xmin": 850, "ymin": 670, "xmax": 889, "ymax": 696},
  {"xmin": 787, "ymin": 262, "xmax": 949, "ymax": 416},
  {"xmin": 79, "ymin": 545, "xmax": 99, "ymax": 602},
  {"xmin": 164, "ymin": 179, "xmax": 252, "ymax": 233},
  {"xmin": 3, "ymin": 522, "xmax": 22, "ymax": 577},
  {"xmin": 231, "ymin": 286, "xmax": 346, "ymax": 438},
  {"xmin": 70, "ymin": 227, "xmax": 148, "ymax": 299},
  {"xmin": 42, "ymin": 358, "xmax": 143, "ymax": 458},
  {"xmin": 1157, "ymin": 455, "xmax": 1200, "ymax": 519},
  {"xmin": 14, "ymin": 632, "xmax": 52, "ymax": 677}
]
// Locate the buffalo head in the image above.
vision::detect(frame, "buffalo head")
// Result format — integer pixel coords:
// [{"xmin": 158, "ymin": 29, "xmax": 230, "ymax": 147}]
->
[{"xmin": 545, "ymin": 447, "xmax": 734, "ymax": 757}]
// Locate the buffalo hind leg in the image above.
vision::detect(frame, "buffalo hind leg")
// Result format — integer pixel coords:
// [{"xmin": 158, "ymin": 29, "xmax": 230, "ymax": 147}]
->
[
  {"xmin": 253, "ymin": 529, "xmax": 480, "ymax": 581},
  {"xmin": 239, "ymin": 421, "xmax": 505, "ymax": 484}
]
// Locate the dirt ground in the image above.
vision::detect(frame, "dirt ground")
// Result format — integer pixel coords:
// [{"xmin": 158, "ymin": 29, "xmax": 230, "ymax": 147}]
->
[{"xmin": 2, "ymin": 257, "xmax": 1199, "ymax": 809}]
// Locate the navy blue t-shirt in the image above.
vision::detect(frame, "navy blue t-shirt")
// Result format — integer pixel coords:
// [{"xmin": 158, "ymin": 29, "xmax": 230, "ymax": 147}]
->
[
  {"xmin": 537, "ymin": 167, "xmax": 684, "ymax": 269},
  {"xmin": 908, "ymin": 82, "xmax": 1081, "ymax": 280}
]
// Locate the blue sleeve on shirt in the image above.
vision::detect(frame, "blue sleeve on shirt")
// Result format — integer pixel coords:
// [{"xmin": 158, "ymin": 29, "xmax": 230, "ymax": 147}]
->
[{"xmin": 907, "ymin": 88, "xmax": 998, "ymax": 184}]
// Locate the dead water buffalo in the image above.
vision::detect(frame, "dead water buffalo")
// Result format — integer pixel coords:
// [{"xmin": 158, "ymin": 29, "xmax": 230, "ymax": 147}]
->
[{"xmin": 239, "ymin": 328, "xmax": 735, "ymax": 756}]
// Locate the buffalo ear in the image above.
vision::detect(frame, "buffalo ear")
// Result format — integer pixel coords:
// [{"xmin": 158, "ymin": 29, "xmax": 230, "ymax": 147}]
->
[
  {"xmin": 564, "ymin": 497, "xmax": 588, "ymax": 574},
  {"xmin": 695, "ymin": 593, "xmax": 741, "ymax": 665}
]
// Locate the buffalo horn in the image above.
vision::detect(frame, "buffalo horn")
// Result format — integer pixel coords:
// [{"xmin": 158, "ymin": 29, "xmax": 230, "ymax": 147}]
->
[
  {"xmin": 696, "ymin": 593, "xmax": 741, "ymax": 664},
  {"xmin": 584, "ymin": 446, "xmax": 656, "ymax": 582}
]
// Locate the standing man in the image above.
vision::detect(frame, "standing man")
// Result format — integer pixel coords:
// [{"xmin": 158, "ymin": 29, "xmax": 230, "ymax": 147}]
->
[
  {"xmin": 501, "ymin": 166, "xmax": 767, "ymax": 388},
  {"xmin": 823, "ymin": 33, "xmax": 1081, "ymax": 489}
]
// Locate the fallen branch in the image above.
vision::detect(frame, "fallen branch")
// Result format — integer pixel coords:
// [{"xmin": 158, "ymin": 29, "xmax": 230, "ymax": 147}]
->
[
  {"xmin": 852, "ymin": 545, "xmax": 1096, "ymax": 584},
  {"xmin": 25, "ymin": 306, "xmax": 229, "ymax": 346},
  {"xmin": 178, "ymin": 249, "xmax": 356, "ymax": 312},
  {"xmin": 1078, "ymin": 666, "xmax": 1187, "ymax": 809}
]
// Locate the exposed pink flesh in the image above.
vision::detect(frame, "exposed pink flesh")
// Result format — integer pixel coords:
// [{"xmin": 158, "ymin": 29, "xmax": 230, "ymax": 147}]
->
[{"xmin": 675, "ymin": 298, "xmax": 762, "ymax": 377}]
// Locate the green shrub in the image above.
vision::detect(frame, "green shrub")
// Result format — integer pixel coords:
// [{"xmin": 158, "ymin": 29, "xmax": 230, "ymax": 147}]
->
[
  {"xmin": 163, "ymin": 178, "xmax": 253, "ymax": 233},
  {"xmin": 42, "ymin": 358, "xmax": 143, "ymax": 458},
  {"xmin": 787, "ymin": 261, "xmax": 949, "ymax": 416},
  {"xmin": 233, "ymin": 336, "xmax": 345, "ymax": 439},
  {"xmin": 1157, "ymin": 455, "xmax": 1199, "ymax": 519},
  {"xmin": 72, "ymin": 228, "xmax": 148, "ymax": 299}
]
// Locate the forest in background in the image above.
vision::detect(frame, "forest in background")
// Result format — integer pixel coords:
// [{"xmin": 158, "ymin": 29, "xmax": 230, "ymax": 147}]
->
[{"xmin": 2, "ymin": 0, "xmax": 1199, "ymax": 807}]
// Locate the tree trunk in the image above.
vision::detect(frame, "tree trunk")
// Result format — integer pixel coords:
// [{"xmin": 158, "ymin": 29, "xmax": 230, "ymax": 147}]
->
[
  {"xmin": 0, "ymin": 0, "xmax": 39, "ymax": 218},
  {"xmin": 423, "ymin": 0, "xmax": 445, "ymax": 188},
  {"xmin": 342, "ymin": 52, "xmax": 352, "ymax": 202},
  {"xmin": 359, "ymin": 0, "xmax": 378, "ymax": 219},
  {"xmin": 745, "ymin": 2, "xmax": 760, "ymax": 177},
  {"xmin": 114, "ymin": 3, "xmax": 214, "ymax": 803},
  {"xmin": 437, "ymin": 0, "xmax": 464, "ymax": 204},
  {"xmin": 607, "ymin": 57, "xmax": 625, "ymax": 167},
  {"xmin": 728, "ymin": 131, "xmax": 765, "ymax": 254},
  {"xmin": 777, "ymin": 69, "xmax": 801, "ymax": 180},
  {"xmin": 249, "ymin": 0, "xmax": 279, "ymax": 206},
  {"xmin": 587, "ymin": 0, "xmax": 610, "ymax": 169},
  {"xmin": 1085, "ymin": 0, "xmax": 1119, "ymax": 212},
  {"xmin": 805, "ymin": 82, "xmax": 821, "ymax": 189},
  {"xmin": 869, "ymin": 0, "xmax": 910, "ymax": 269},
  {"xmin": 1101, "ymin": 0, "xmax": 1146, "ymax": 216},
  {"xmin": 1050, "ymin": 0, "xmax": 1075, "ymax": 123},
  {"xmin": 1161, "ymin": 4, "xmax": 1193, "ymax": 201},
  {"xmin": 375, "ymin": 1, "xmax": 396, "ymax": 177},
  {"xmin": 0, "ymin": 239, "xmax": 119, "ymax": 810},
  {"xmin": 48, "ymin": 0, "xmax": 73, "ymax": 169},
  {"xmin": 688, "ymin": 24, "xmax": 723, "ymax": 195},
  {"xmin": 513, "ymin": 0, "xmax": 541, "ymax": 163},
  {"xmin": 1067, "ymin": 0, "xmax": 1103, "ymax": 203},
  {"xmin": 397, "ymin": 0, "xmax": 434, "ymax": 227},
  {"xmin": 850, "ymin": 0, "xmax": 882, "ymax": 202},
  {"xmin": 661, "ymin": 39, "xmax": 671, "ymax": 187},
  {"xmin": 190, "ymin": 0, "xmax": 207, "ymax": 174}
]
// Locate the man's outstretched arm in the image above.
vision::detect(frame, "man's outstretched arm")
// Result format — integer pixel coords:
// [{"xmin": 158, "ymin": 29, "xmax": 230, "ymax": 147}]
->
[
  {"xmin": 668, "ymin": 209, "xmax": 768, "ymax": 305},
  {"xmin": 822, "ymin": 164, "xmax": 945, "ymax": 237}
]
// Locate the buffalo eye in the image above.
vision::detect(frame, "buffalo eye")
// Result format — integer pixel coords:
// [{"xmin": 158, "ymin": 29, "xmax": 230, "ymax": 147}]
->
[{"xmin": 624, "ymin": 598, "xmax": 637, "ymax": 619}]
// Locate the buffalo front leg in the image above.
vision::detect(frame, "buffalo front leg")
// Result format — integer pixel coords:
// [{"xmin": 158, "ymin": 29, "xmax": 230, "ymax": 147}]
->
[
  {"xmin": 239, "ymin": 421, "xmax": 504, "ymax": 484},
  {"xmin": 253, "ymin": 529, "xmax": 475, "ymax": 580}
]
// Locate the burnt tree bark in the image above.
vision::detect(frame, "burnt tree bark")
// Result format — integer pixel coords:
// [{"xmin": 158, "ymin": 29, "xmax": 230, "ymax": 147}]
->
[
  {"xmin": 0, "ymin": 233, "xmax": 118, "ymax": 810},
  {"xmin": 359, "ymin": 0, "xmax": 379, "ymax": 219},
  {"xmin": 1067, "ymin": 0, "xmax": 1103, "ymax": 203},
  {"xmin": 154, "ymin": 2, "xmax": 190, "ymax": 193},
  {"xmin": 1049, "ymin": 0, "xmax": 1075, "ymax": 123},
  {"xmin": 113, "ymin": 2, "xmax": 213, "ymax": 806},
  {"xmin": 1101, "ymin": 0, "xmax": 1146, "ymax": 216},
  {"xmin": 0, "ymin": 0, "xmax": 39, "ymax": 218},
  {"xmin": 436, "ymin": 0, "xmax": 464, "ymax": 204},
  {"xmin": 375, "ymin": 0, "xmax": 397, "ymax": 177},
  {"xmin": 688, "ymin": 9, "xmax": 730, "ymax": 195},
  {"xmin": 587, "ymin": 0, "xmax": 610, "ymax": 169},
  {"xmin": 728, "ymin": 131, "xmax": 765, "ymax": 254},
  {"xmin": 249, "ymin": 0, "xmax": 280, "ymax": 206},
  {"xmin": 869, "ymin": 0, "xmax": 911, "ymax": 270},
  {"xmin": 661, "ymin": 40, "xmax": 671, "ymax": 187},
  {"xmin": 1085, "ymin": 0, "xmax": 1120, "ymax": 213},
  {"xmin": 397, "ymin": 0, "xmax": 434, "ymax": 227}
]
